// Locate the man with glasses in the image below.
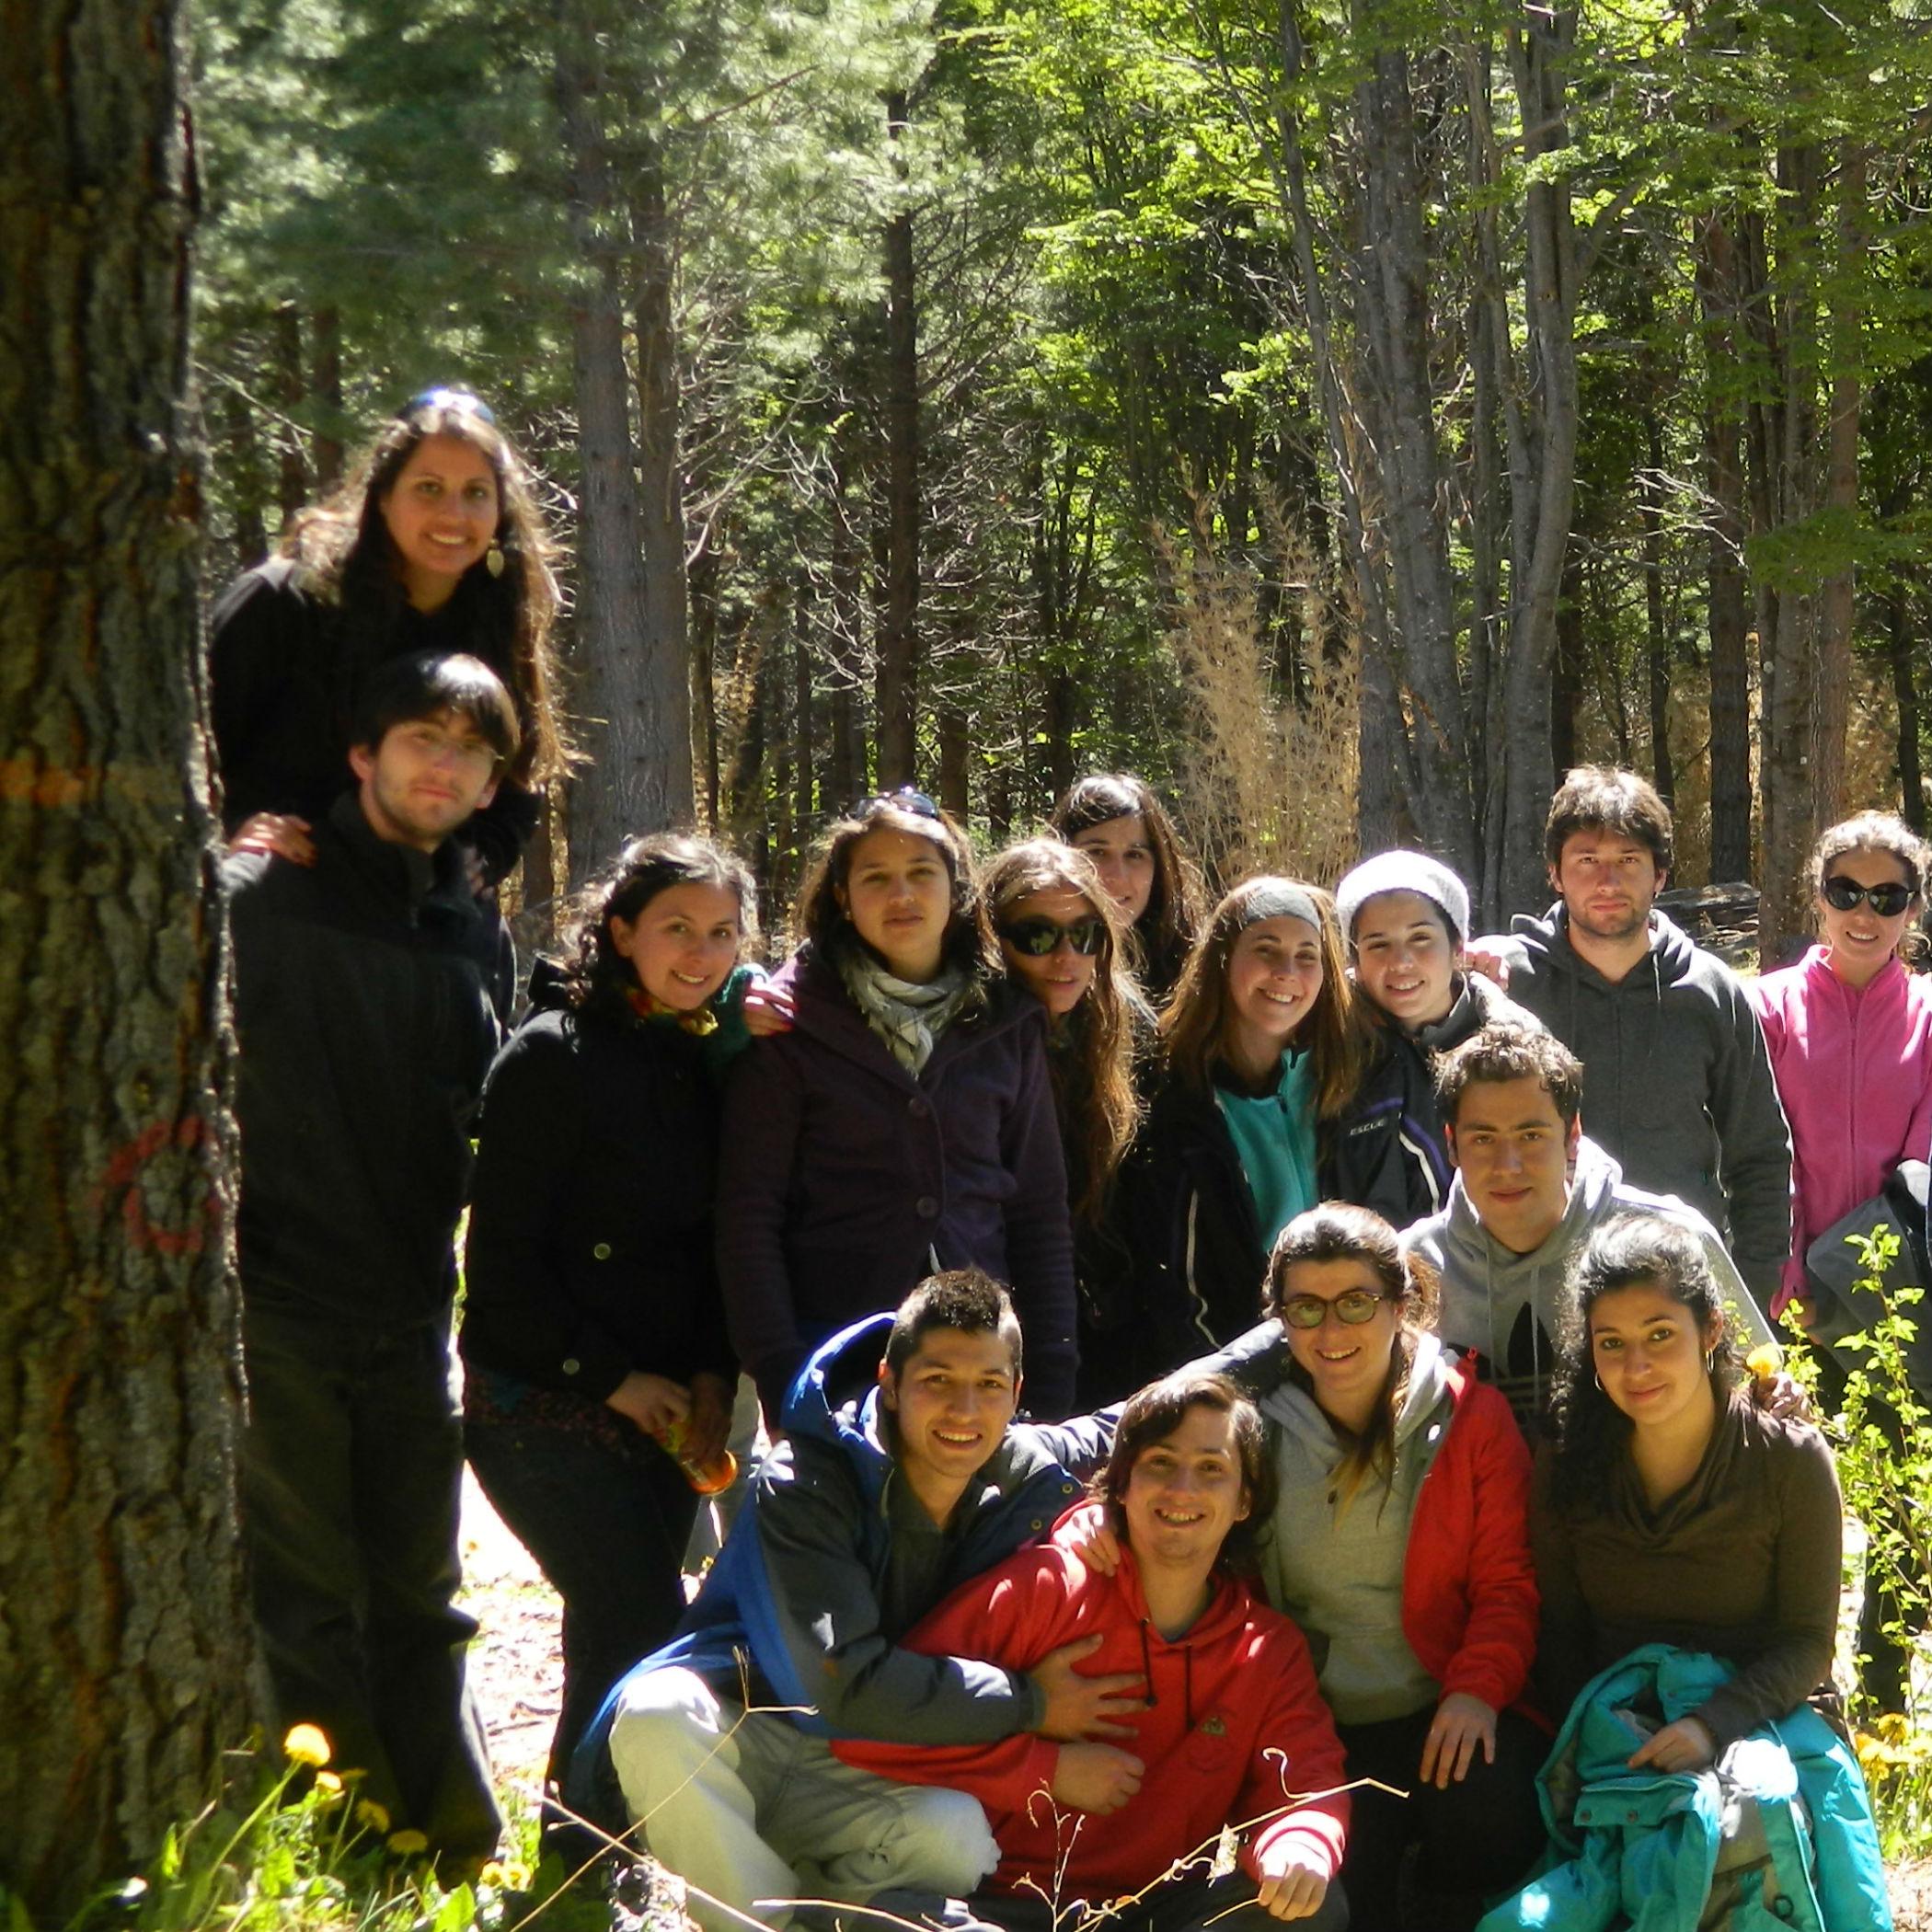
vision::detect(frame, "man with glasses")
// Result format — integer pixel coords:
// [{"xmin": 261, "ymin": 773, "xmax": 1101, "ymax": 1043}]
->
[
  {"xmin": 1482, "ymin": 766, "xmax": 1792, "ymax": 1311},
  {"xmin": 224, "ymin": 650, "xmax": 518, "ymax": 1867}
]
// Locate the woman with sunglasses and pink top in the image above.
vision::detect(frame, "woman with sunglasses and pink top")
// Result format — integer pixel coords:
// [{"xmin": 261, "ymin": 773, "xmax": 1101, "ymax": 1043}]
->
[
  {"xmin": 717, "ymin": 791, "xmax": 1077, "ymax": 1421},
  {"xmin": 985, "ymin": 839, "xmax": 1152, "ymax": 1406},
  {"xmin": 1749, "ymin": 808, "xmax": 1932, "ymax": 1712}
]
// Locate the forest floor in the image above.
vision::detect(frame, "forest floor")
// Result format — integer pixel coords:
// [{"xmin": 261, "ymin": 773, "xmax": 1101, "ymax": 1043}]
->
[{"xmin": 458, "ymin": 1473, "xmax": 1932, "ymax": 1932}]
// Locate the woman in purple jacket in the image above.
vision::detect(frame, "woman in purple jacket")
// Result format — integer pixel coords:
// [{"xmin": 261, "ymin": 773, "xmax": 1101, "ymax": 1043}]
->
[{"xmin": 719, "ymin": 789, "xmax": 1078, "ymax": 1421}]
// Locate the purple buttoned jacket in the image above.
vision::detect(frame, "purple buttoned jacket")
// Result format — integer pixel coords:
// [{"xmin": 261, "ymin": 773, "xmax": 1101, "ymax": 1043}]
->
[{"xmin": 717, "ymin": 944, "xmax": 1077, "ymax": 1420}]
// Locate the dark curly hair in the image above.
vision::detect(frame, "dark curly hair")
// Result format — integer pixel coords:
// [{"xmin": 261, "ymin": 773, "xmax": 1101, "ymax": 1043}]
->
[
  {"xmin": 1546, "ymin": 1213, "xmax": 1741, "ymax": 1512},
  {"xmin": 558, "ymin": 833, "xmax": 755, "ymax": 1022}
]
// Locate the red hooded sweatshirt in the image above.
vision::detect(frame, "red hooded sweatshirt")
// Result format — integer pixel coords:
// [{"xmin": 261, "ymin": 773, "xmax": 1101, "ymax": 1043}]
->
[{"xmin": 834, "ymin": 1540, "xmax": 1349, "ymax": 1903}]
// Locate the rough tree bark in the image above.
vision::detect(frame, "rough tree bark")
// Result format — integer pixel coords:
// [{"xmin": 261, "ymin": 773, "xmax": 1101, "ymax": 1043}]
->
[
  {"xmin": 311, "ymin": 304, "xmax": 345, "ymax": 493},
  {"xmin": 1, "ymin": 1, "xmax": 259, "ymax": 1917},
  {"xmin": 877, "ymin": 90, "xmax": 920, "ymax": 788}
]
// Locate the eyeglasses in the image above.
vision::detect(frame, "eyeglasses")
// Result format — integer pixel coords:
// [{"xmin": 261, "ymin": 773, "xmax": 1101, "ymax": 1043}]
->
[
  {"xmin": 1822, "ymin": 876, "xmax": 1915, "ymax": 917},
  {"xmin": 392, "ymin": 721, "xmax": 500, "ymax": 773},
  {"xmin": 1279, "ymin": 1289, "xmax": 1388, "ymax": 1330},
  {"xmin": 400, "ymin": 386, "xmax": 496, "ymax": 425},
  {"xmin": 1000, "ymin": 916, "xmax": 1105, "ymax": 958},
  {"xmin": 854, "ymin": 787, "xmax": 940, "ymax": 822}
]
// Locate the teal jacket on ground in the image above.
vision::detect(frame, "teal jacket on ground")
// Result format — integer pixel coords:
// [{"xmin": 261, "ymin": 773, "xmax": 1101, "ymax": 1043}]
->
[{"xmin": 1478, "ymin": 1644, "xmax": 1891, "ymax": 1932}]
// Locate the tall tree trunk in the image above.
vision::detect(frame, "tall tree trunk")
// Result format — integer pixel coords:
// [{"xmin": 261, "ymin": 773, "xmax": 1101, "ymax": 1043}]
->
[
  {"xmin": 1552, "ymin": 555, "xmax": 1582, "ymax": 776},
  {"xmin": 1, "ymin": 2, "xmax": 258, "ymax": 1915},
  {"xmin": 793, "ymin": 573, "xmax": 816, "ymax": 861},
  {"xmin": 555, "ymin": 0, "xmax": 654, "ymax": 879},
  {"xmin": 629, "ymin": 149, "xmax": 696, "ymax": 829},
  {"xmin": 937, "ymin": 707, "xmax": 969, "ymax": 821},
  {"xmin": 311, "ymin": 304, "xmax": 344, "ymax": 493},
  {"xmin": 1642, "ymin": 407, "xmax": 1675, "ymax": 811},
  {"xmin": 877, "ymin": 90, "xmax": 919, "ymax": 786},
  {"xmin": 826, "ymin": 437, "xmax": 867, "ymax": 807},
  {"xmin": 223, "ymin": 383, "xmax": 270, "ymax": 569},
  {"xmin": 1890, "ymin": 569, "xmax": 1924, "ymax": 834},
  {"xmin": 272, "ymin": 298, "xmax": 307, "ymax": 525},
  {"xmin": 690, "ymin": 533, "xmax": 720, "ymax": 829}
]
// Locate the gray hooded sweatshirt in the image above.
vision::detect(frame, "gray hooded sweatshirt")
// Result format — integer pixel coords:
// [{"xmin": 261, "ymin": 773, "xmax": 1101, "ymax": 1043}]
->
[
  {"xmin": 1400, "ymin": 1135, "xmax": 1777, "ymax": 1430},
  {"xmin": 1490, "ymin": 905, "xmax": 1791, "ymax": 1305}
]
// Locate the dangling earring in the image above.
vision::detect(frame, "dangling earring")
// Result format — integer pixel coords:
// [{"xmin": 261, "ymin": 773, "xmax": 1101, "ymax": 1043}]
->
[
  {"xmin": 1593, "ymin": 1370, "xmax": 1604, "ymax": 1392},
  {"xmin": 486, "ymin": 541, "xmax": 506, "ymax": 578},
  {"xmin": 1703, "ymin": 1347, "xmax": 1715, "ymax": 1374}
]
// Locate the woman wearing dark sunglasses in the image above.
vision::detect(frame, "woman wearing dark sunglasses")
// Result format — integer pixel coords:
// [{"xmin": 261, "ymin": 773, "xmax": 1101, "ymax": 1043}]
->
[
  {"xmin": 1258, "ymin": 1202, "xmax": 1545, "ymax": 1931},
  {"xmin": 986, "ymin": 840, "xmax": 1153, "ymax": 1406},
  {"xmin": 717, "ymin": 792, "xmax": 1077, "ymax": 1420},
  {"xmin": 1749, "ymin": 809, "xmax": 1932, "ymax": 1713},
  {"xmin": 210, "ymin": 386, "xmax": 569, "ymax": 888}
]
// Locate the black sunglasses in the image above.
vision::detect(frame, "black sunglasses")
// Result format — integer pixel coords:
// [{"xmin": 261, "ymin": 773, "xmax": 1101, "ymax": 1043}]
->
[
  {"xmin": 853, "ymin": 787, "xmax": 940, "ymax": 822},
  {"xmin": 1822, "ymin": 876, "xmax": 1915, "ymax": 917},
  {"xmin": 1000, "ymin": 916, "xmax": 1105, "ymax": 959},
  {"xmin": 1279, "ymin": 1288, "xmax": 1388, "ymax": 1330},
  {"xmin": 400, "ymin": 385, "xmax": 496, "ymax": 425}
]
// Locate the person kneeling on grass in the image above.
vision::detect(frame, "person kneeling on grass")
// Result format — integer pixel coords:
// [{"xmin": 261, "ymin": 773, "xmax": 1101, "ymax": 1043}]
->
[{"xmin": 834, "ymin": 1372, "xmax": 1351, "ymax": 1931}]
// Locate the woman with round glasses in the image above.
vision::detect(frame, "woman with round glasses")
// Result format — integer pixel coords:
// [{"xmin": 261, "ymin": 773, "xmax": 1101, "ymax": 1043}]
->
[
  {"xmin": 718, "ymin": 791, "xmax": 1077, "ymax": 1420},
  {"xmin": 1257, "ymin": 1203, "xmax": 1545, "ymax": 1931},
  {"xmin": 1749, "ymin": 808, "xmax": 1932, "ymax": 1711},
  {"xmin": 985, "ymin": 839, "xmax": 1150, "ymax": 1406},
  {"xmin": 211, "ymin": 386, "xmax": 569, "ymax": 888}
]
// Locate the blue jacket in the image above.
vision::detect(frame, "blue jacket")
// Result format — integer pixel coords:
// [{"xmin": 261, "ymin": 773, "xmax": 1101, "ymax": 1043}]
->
[{"xmin": 1478, "ymin": 1644, "xmax": 1891, "ymax": 1932}]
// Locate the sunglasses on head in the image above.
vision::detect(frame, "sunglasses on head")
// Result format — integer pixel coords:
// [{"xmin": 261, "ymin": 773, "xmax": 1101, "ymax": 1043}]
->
[
  {"xmin": 400, "ymin": 385, "xmax": 496, "ymax": 425},
  {"xmin": 853, "ymin": 787, "xmax": 940, "ymax": 822},
  {"xmin": 1822, "ymin": 876, "xmax": 1915, "ymax": 916},
  {"xmin": 1000, "ymin": 916, "xmax": 1106, "ymax": 958},
  {"xmin": 1279, "ymin": 1288, "xmax": 1387, "ymax": 1330}
]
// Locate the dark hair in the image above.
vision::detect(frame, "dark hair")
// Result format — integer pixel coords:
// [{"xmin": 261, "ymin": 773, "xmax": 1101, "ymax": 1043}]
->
[
  {"xmin": 351, "ymin": 650, "xmax": 521, "ymax": 766},
  {"xmin": 1051, "ymin": 774, "xmax": 1204, "ymax": 1000},
  {"xmin": 1435, "ymin": 1019, "xmax": 1584, "ymax": 1133},
  {"xmin": 1093, "ymin": 1373, "xmax": 1275, "ymax": 1576},
  {"xmin": 559, "ymin": 833, "xmax": 755, "ymax": 1018},
  {"xmin": 1268, "ymin": 1204, "xmax": 1440, "ymax": 1512},
  {"xmin": 1547, "ymin": 1214, "xmax": 1741, "ymax": 1511},
  {"xmin": 282, "ymin": 393, "xmax": 568, "ymax": 786},
  {"xmin": 1811, "ymin": 811, "xmax": 1930, "ymax": 969},
  {"xmin": 1160, "ymin": 877, "xmax": 1363, "ymax": 1119},
  {"xmin": 1544, "ymin": 765, "xmax": 1674, "ymax": 876},
  {"xmin": 883, "ymin": 1268, "xmax": 1024, "ymax": 1381},
  {"xmin": 986, "ymin": 838, "xmax": 1144, "ymax": 1224},
  {"xmin": 794, "ymin": 798, "xmax": 998, "ymax": 983}
]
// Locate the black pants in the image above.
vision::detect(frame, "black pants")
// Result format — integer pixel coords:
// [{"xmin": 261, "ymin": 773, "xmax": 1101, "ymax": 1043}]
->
[
  {"xmin": 1334, "ymin": 1704, "xmax": 1547, "ymax": 1931},
  {"xmin": 240, "ymin": 1300, "xmax": 500, "ymax": 1860},
  {"xmin": 464, "ymin": 1409, "xmax": 697, "ymax": 1788},
  {"xmin": 856, "ymin": 1871, "xmax": 1349, "ymax": 1932}
]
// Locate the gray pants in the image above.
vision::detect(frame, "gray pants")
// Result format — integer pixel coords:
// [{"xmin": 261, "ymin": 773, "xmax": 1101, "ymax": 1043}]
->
[{"xmin": 608, "ymin": 1665, "xmax": 1000, "ymax": 1930}]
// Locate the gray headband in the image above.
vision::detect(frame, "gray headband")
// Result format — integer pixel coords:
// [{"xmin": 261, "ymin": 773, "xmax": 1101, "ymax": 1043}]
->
[{"xmin": 1234, "ymin": 880, "xmax": 1322, "ymax": 932}]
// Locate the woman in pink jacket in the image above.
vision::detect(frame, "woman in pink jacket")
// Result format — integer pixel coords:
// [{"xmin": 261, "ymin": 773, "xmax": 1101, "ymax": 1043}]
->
[
  {"xmin": 1749, "ymin": 808, "xmax": 1932, "ymax": 1714},
  {"xmin": 1258, "ymin": 1203, "xmax": 1546, "ymax": 1932}
]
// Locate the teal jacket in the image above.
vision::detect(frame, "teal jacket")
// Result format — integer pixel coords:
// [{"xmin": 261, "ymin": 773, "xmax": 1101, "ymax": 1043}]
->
[{"xmin": 1478, "ymin": 1644, "xmax": 1891, "ymax": 1932}]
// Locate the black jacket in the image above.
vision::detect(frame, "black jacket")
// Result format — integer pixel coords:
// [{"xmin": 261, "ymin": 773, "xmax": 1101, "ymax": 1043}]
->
[
  {"xmin": 210, "ymin": 558, "xmax": 538, "ymax": 885},
  {"xmin": 225, "ymin": 792, "xmax": 513, "ymax": 1324},
  {"xmin": 460, "ymin": 984, "xmax": 738, "ymax": 1401}
]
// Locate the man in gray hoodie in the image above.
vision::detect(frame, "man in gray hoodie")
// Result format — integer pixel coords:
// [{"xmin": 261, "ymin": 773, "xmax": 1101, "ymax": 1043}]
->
[
  {"xmin": 1485, "ymin": 766, "xmax": 1791, "ymax": 1309},
  {"xmin": 1401, "ymin": 1022, "xmax": 1778, "ymax": 1430}
]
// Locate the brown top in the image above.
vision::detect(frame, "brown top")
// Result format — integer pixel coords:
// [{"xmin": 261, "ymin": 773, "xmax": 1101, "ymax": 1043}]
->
[{"xmin": 1532, "ymin": 1391, "xmax": 1842, "ymax": 1750}]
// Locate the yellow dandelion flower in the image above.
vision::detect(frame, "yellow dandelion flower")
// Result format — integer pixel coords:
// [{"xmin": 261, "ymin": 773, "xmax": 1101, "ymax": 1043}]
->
[
  {"xmin": 315, "ymin": 1771, "xmax": 343, "ymax": 1797},
  {"xmin": 1877, "ymin": 1712, "xmax": 1911, "ymax": 1744},
  {"xmin": 282, "ymin": 1723, "xmax": 331, "ymax": 1767},
  {"xmin": 354, "ymin": 1798, "xmax": 391, "ymax": 1835},
  {"xmin": 1745, "ymin": 1345, "xmax": 1781, "ymax": 1380},
  {"xmin": 478, "ymin": 1862, "xmax": 505, "ymax": 1886},
  {"xmin": 386, "ymin": 1829, "xmax": 430, "ymax": 1857}
]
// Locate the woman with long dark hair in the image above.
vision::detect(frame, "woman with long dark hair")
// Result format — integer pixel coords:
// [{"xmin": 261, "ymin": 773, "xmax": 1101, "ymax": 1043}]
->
[
  {"xmin": 461, "ymin": 833, "xmax": 754, "ymax": 1811},
  {"xmin": 985, "ymin": 838, "xmax": 1149, "ymax": 1405},
  {"xmin": 212, "ymin": 385, "xmax": 568, "ymax": 885},
  {"xmin": 719, "ymin": 790, "xmax": 1077, "ymax": 1420}
]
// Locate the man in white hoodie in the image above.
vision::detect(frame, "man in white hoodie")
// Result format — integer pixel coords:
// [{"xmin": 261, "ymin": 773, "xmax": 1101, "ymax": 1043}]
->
[{"xmin": 1400, "ymin": 1021, "xmax": 1778, "ymax": 1431}]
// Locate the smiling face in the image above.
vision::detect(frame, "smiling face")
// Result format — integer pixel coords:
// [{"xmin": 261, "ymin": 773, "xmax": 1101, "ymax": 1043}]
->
[
  {"xmin": 999, "ymin": 886, "xmax": 1101, "ymax": 1018},
  {"xmin": 347, "ymin": 706, "xmax": 500, "ymax": 851},
  {"xmin": 1551, "ymin": 828, "xmax": 1664, "ymax": 946},
  {"xmin": 379, "ymin": 433, "xmax": 502, "ymax": 610},
  {"xmin": 1121, "ymin": 1401, "xmax": 1250, "ymax": 1577},
  {"xmin": 1445, "ymin": 1074, "xmax": 1580, "ymax": 1255},
  {"xmin": 880, "ymin": 1326, "xmax": 1021, "ymax": 1520},
  {"xmin": 1587, "ymin": 1280, "xmax": 1721, "ymax": 1436},
  {"xmin": 1070, "ymin": 813, "xmax": 1157, "ymax": 926},
  {"xmin": 838, "ymin": 827, "xmax": 954, "ymax": 982},
  {"xmin": 1351, "ymin": 890, "xmax": 1456, "ymax": 1032},
  {"xmin": 1224, "ymin": 914, "xmax": 1324, "ymax": 1072},
  {"xmin": 610, "ymin": 881, "xmax": 743, "ymax": 1012},
  {"xmin": 1279, "ymin": 1257, "xmax": 1400, "ymax": 1431},
  {"xmin": 1818, "ymin": 846, "xmax": 1916, "ymax": 990}
]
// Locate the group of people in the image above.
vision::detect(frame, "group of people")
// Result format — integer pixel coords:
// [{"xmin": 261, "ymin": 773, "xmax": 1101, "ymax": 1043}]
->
[{"xmin": 209, "ymin": 387, "xmax": 1918, "ymax": 1930}]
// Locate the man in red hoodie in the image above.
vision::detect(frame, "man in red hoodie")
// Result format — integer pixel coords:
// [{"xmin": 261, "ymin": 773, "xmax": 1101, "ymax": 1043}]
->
[{"xmin": 836, "ymin": 1372, "xmax": 1351, "ymax": 1930}]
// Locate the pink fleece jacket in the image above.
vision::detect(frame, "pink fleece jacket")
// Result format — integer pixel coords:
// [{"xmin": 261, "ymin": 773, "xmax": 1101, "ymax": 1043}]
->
[{"xmin": 1749, "ymin": 947, "xmax": 1932, "ymax": 1310}]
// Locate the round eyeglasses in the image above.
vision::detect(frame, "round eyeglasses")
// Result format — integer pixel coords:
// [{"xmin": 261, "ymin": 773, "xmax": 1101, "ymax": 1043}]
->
[{"xmin": 1279, "ymin": 1288, "xmax": 1388, "ymax": 1329}]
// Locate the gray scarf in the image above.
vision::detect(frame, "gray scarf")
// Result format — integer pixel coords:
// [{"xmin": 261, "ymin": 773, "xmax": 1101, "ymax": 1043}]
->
[{"xmin": 838, "ymin": 948, "xmax": 973, "ymax": 1074}]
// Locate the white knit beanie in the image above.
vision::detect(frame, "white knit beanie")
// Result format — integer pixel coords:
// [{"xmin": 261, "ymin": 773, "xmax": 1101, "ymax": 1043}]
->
[{"xmin": 1334, "ymin": 849, "xmax": 1471, "ymax": 948}]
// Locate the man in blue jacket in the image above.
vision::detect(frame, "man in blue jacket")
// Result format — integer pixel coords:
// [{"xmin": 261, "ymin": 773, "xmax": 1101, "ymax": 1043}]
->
[
  {"xmin": 226, "ymin": 650, "xmax": 517, "ymax": 1866},
  {"xmin": 585, "ymin": 1271, "xmax": 1191, "ymax": 1930}
]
